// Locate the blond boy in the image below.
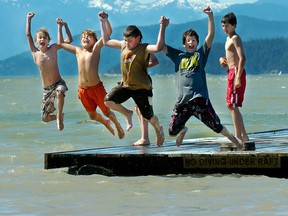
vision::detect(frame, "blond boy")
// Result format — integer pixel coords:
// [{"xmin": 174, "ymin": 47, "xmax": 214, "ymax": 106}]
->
[
  {"xmin": 26, "ymin": 12, "xmax": 73, "ymax": 131},
  {"xmin": 59, "ymin": 11, "xmax": 124, "ymax": 139}
]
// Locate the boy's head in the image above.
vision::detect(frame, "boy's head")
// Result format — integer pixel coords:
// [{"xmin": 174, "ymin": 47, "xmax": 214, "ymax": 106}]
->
[
  {"xmin": 221, "ymin": 12, "xmax": 237, "ymax": 27},
  {"xmin": 221, "ymin": 12, "xmax": 237, "ymax": 35},
  {"xmin": 182, "ymin": 29, "xmax": 199, "ymax": 53},
  {"xmin": 35, "ymin": 28, "xmax": 51, "ymax": 42},
  {"xmin": 123, "ymin": 25, "xmax": 142, "ymax": 50},
  {"xmin": 81, "ymin": 30, "xmax": 98, "ymax": 42},
  {"xmin": 80, "ymin": 30, "xmax": 98, "ymax": 48},
  {"xmin": 182, "ymin": 29, "xmax": 199, "ymax": 45},
  {"xmin": 34, "ymin": 28, "xmax": 51, "ymax": 48},
  {"xmin": 123, "ymin": 25, "xmax": 142, "ymax": 41}
]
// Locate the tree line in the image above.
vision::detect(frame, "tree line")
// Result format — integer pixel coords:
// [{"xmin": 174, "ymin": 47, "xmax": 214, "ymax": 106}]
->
[{"xmin": 1, "ymin": 37, "xmax": 288, "ymax": 76}]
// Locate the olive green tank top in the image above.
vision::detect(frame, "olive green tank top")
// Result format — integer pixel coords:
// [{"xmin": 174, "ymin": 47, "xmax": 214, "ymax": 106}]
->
[{"xmin": 120, "ymin": 43, "xmax": 152, "ymax": 90}]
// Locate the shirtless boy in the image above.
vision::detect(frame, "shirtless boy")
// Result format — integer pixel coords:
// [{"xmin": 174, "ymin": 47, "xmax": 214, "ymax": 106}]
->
[
  {"xmin": 26, "ymin": 12, "xmax": 73, "ymax": 131},
  {"xmin": 59, "ymin": 11, "xmax": 124, "ymax": 139},
  {"xmin": 219, "ymin": 12, "xmax": 249, "ymax": 146}
]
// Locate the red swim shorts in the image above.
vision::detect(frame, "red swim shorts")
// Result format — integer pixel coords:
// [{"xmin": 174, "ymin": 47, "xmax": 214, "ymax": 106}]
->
[
  {"xmin": 78, "ymin": 82, "xmax": 110, "ymax": 115},
  {"xmin": 226, "ymin": 68, "xmax": 246, "ymax": 108}
]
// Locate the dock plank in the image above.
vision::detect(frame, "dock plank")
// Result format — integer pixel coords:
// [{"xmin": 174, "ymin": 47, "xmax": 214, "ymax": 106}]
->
[{"xmin": 44, "ymin": 129, "xmax": 288, "ymax": 178}]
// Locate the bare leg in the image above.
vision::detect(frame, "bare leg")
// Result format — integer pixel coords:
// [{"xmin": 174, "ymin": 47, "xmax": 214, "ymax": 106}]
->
[
  {"xmin": 148, "ymin": 115, "xmax": 165, "ymax": 147},
  {"xmin": 176, "ymin": 127, "xmax": 188, "ymax": 147},
  {"xmin": 43, "ymin": 114, "xmax": 57, "ymax": 122},
  {"xmin": 220, "ymin": 126, "xmax": 242, "ymax": 150},
  {"xmin": 106, "ymin": 110, "xmax": 125, "ymax": 139},
  {"xmin": 57, "ymin": 113, "xmax": 64, "ymax": 131},
  {"xmin": 105, "ymin": 101, "xmax": 133, "ymax": 131},
  {"xmin": 133, "ymin": 106, "xmax": 150, "ymax": 146},
  {"xmin": 56, "ymin": 92, "xmax": 65, "ymax": 131},
  {"xmin": 230, "ymin": 108, "xmax": 249, "ymax": 143},
  {"xmin": 88, "ymin": 111, "xmax": 115, "ymax": 136}
]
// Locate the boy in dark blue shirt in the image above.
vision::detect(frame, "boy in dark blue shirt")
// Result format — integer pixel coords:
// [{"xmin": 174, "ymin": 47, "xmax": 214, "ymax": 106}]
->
[{"xmin": 163, "ymin": 6, "xmax": 242, "ymax": 149}]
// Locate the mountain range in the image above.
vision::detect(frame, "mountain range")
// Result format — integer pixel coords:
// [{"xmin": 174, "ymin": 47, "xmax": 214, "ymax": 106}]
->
[{"xmin": 1, "ymin": 0, "xmax": 288, "ymax": 75}]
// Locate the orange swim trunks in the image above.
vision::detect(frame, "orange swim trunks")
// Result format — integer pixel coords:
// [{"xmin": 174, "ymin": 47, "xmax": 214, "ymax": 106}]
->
[
  {"xmin": 226, "ymin": 68, "xmax": 246, "ymax": 108},
  {"xmin": 78, "ymin": 82, "xmax": 110, "ymax": 115}
]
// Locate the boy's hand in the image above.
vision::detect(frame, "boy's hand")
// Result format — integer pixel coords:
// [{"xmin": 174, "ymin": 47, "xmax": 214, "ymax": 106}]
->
[
  {"xmin": 27, "ymin": 12, "xmax": 35, "ymax": 20},
  {"xmin": 219, "ymin": 57, "xmax": 228, "ymax": 67},
  {"xmin": 160, "ymin": 16, "xmax": 169, "ymax": 27},
  {"xmin": 56, "ymin": 18, "xmax": 66, "ymax": 25},
  {"xmin": 235, "ymin": 77, "xmax": 241, "ymax": 88},
  {"xmin": 98, "ymin": 11, "xmax": 108, "ymax": 21},
  {"xmin": 203, "ymin": 6, "xmax": 212, "ymax": 14}
]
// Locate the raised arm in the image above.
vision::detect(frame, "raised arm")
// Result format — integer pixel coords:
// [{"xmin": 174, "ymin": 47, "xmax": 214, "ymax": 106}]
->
[
  {"xmin": 96, "ymin": 11, "xmax": 112, "ymax": 48},
  {"xmin": 26, "ymin": 12, "xmax": 37, "ymax": 53},
  {"xmin": 56, "ymin": 18, "xmax": 73, "ymax": 44},
  {"xmin": 63, "ymin": 21, "xmax": 73, "ymax": 43},
  {"xmin": 99, "ymin": 11, "xmax": 122, "ymax": 49},
  {"xmin": 203, "ymin": 6, "xmax": 214, "ymax": 48},
  {"xmin": 102, "ymin": 12, "xmax": 112, "ymax": 38},
  {"xmin": 146, "ymin": 16, "xmax": 169, "ymax": 53},
  {"xmin": 57, "ymin": 18, "xmax": 64, "ymax": 44},
  {"xmin": 56, "ymin": 18, "xmax": 76, "ymax": 54}
]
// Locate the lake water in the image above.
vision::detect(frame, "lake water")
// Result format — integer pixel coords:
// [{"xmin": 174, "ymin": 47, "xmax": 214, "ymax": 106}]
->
[{"xmin": 0, "ymin": 75, "xmax": 287, "ymax": 215}]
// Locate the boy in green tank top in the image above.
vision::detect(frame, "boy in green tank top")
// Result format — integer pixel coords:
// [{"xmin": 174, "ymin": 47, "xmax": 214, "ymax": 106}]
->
[{"xmin": 99, "ymin": 12, "xmax": 169, "ymax": 147}]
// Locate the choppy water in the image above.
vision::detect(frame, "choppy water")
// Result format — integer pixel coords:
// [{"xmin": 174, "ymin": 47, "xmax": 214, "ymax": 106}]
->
[{"xmin": 0, "ymin": 75, "xmax": 287, "ymax": 215}]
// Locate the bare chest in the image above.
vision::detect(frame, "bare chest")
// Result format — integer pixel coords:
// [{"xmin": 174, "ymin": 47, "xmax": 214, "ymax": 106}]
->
[
  {"xmin": 225, "ymin": 39, "xmax": 235, "ymax": 52},
  {"xmin": 35, "ymin": 50, "xmax": 57, "ymax": 66},
  {"xmin": 78, "ymin": 50, "xmax": 99, "ymax": 66}
]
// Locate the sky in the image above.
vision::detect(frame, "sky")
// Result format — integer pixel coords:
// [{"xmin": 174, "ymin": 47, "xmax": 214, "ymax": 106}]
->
[
  {"xmin": 138, "ymin": 0, "xmax": 257, "ymax": 3},
  {"xmin": 0, "ymin": 0, "xmax": 259, "ymax": 60},
  {"xmin": 219, "ymin": 0, "xmax": 257, "ymax": 3}
]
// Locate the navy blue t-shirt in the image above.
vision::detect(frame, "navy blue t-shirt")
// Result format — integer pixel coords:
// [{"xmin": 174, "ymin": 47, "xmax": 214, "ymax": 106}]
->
[{"xmin": 166, "ymin": 42, "xmax": 210, "ymax": 105}]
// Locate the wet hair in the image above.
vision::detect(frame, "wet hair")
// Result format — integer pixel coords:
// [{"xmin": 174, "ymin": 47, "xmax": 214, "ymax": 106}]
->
[
  {"xmin": 221, "ymin": 12, "xmax": 237, "ymax": 26},
  {"xmin": 80, "ymin": 29, "xmax": 98, "ymax": 41},
  {"xmin": 182, "ymin": 29, "xmax": 199, "ymax": 45},
  {"xmin": 34, "ymin": 28, "xmax": 51, "ymax": 42},
  {"xmin": 123, "ymin": 25, "xmax": 142, "ymax": 42}
]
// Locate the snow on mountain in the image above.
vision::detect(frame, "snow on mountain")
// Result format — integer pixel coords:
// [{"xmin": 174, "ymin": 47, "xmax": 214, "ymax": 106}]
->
[{"xmin": 87, "ymin": 0, "xmax": 230, "ymax": 13}]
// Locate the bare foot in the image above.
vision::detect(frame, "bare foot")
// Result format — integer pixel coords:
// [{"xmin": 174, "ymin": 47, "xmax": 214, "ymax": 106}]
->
[
  {"xmin": 132, "ymin": 139, "xmax": 150, "ymax": 146},
  {"xmin": 57, "ymin": 113, "xmax": 64, "ymax": 131},
  {"xmin": 236, "ymin": 133, "xmax": 249, "ymax": 145},
  {"xmin": 104, "ymin": 119, "xmax": 115, "ymax": 136},
  {"xmin": 235, "ymin": 137, "xmax": 244, "ymax": 150},
  {"xmin": 115, "ymin": 123, "xmax": 125, "ymax": 139},
  {"xmin": 126, "ymin": 109, "xmax": 133, "ymax": 131},
  {"xmin": 155, "ymin": 125, "xmax": 165, "ymax": 147},
  {"xmin": 176, "ymin": 127, "xmax": 188, "ymax": 147},
  {"xmin": 242, "ymin": 135, "xmax": 250, "ymax": 144}
]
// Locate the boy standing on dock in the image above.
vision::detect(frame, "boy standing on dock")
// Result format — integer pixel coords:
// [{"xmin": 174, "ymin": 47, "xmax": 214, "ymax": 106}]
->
[
  {"xmin": 26, "ymin": 12, "xmax": 73, "ymax": 131},
  {"xmin": 99, "ymin": 12, "xmax": 169, "ymax": 147},
  {"xmin": 219, "ymin": 12, "xmax": 249, "ymax": 146},
  {"xmin": 59, "ymin": 11, "xmax": 125, "ymax": 139},
  {"xmin": 162, "ymin": 6, "xmax": 242, "ymax": 149}
]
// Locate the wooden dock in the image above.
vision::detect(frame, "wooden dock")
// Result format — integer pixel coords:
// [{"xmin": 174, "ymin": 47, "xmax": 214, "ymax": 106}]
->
[{"xmin": 44, "ymin": 129, "xmax": 288, "ymax": 178}]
